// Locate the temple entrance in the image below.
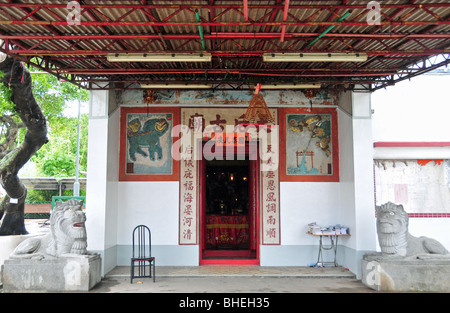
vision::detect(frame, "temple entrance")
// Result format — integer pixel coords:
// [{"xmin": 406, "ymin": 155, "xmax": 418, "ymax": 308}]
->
[{"xmin": 200, "ymin": 144, "xmax": 259, "ymax": 264}]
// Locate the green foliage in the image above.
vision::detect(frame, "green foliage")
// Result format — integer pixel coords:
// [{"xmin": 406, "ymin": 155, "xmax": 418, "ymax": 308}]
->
[
  {"xmin": 26, "ymin": 189, "xmax": 86, "ymax": 204},
  {"xmin": 0, "ymin": 64, "xmax": 90, "ymax": 178},
  {"xmin": 29, "ymin": 70, "xmax": 89, "ymax": 177},
  {"xmin": 0, "ymin": 67, "xmax": 90, "ymax": 120},
  {"xmin": 0, "ymin": 72, "xmax": 14, "ymax": 115},
  {"xmin": 31, "ymin": 72, "xmax": 89, "ymax": 123},
  {"xmin": 32, "ymin": 114, "xmax": 89, "ymax": 177}
]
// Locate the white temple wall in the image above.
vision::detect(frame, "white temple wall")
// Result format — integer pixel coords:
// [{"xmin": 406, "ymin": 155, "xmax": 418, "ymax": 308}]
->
[
  {"xmin": 86, "ymin": 87, "xmax": 377, "ymax": 277},
  {"xmin": 372, "ymin": 73, "xmax": 450, "ymax": 256}
]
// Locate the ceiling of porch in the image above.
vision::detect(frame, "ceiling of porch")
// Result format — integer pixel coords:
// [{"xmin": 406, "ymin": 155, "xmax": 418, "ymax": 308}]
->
[{"xmin": 0, "ymin": 0, "xmax": 449, "ymax": 91}]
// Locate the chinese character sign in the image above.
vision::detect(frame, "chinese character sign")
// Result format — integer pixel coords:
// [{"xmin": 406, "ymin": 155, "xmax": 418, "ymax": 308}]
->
[
  {"xmin": 260, "ymin": 132, "xmax": 280, "ymax": 245},
  {"xmin": 179, "ymin": 149, "xmax": 197, "ymax": 244}
]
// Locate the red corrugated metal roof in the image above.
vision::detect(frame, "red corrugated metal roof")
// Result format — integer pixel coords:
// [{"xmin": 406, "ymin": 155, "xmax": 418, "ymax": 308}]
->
[{"xmin": 0, "ymin": 0, "xmax": 448, "ymax": 91}]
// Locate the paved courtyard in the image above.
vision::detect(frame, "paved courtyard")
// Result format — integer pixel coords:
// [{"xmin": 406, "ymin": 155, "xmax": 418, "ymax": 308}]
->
[
  {"xmin": 90, "ymin": 265, "xmax": 375, "ymax": 293},
  {"xmin": 19, "ymin": 221, "xmax": 375, "ymax": 294}
]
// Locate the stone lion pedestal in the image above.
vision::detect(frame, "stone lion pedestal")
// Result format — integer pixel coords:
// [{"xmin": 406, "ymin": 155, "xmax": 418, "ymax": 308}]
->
[
  {"xmin": 2, "ymin": 254, "xmax": 101, "ymax": 292},
  {"xmin": 362, "ymin": 202, "xmax": 450, "ymax": 292},
  {"xmin": 1, "ymin": 199, "xmax": 102, "ymax": 292},
  {"xmin": 362, "ymin": 253, "xmax": 450, "ymax": 292},
  {"xmin": 0, "ymin": 235, "xmax": 30, "ymax": 285}
]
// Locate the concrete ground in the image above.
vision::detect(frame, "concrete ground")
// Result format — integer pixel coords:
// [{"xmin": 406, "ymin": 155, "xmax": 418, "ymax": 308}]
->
[
  {"xmin": 92, "ymin": 276, "xmax": 375, "ymax": 293},
  {"xmin": 18, "ymin": 221, "xmax": 376, "ymax": 294},
  {"xmin": 88, "ymin": 267, "xmax": 376, "ymax": 313},
  {"xmin": 89, "ymin": 265, "xmax": 376, "ymax": 293}
]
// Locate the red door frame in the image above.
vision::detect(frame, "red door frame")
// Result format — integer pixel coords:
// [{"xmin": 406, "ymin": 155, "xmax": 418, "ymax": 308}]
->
[{"xmin": 199, "ymin": 142, "xmax": 260, "ymax": 265}]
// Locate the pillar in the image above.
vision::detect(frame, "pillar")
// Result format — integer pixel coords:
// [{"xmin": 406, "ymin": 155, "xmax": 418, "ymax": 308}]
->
[
  {"xmin": 350, "ymin": 91, "xmax": 378, "ymax": 276},
  {"xmin": 86, "ymin": 89, "xmax": 119, "ymax": 275}
]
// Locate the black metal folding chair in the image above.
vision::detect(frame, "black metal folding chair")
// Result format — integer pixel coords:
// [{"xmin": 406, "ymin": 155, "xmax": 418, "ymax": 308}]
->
[{"xmin": 130, "ymin": 225, "xmax": 155, "ymax": 283}]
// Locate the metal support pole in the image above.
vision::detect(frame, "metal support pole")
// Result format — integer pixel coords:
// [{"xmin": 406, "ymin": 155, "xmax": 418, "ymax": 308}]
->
[
  {"xmin": 73, "ymin": 88, "xmax": 81, "ymax": 197},
  {"xmin": 195, "ymin": 9, "xmax": 206, "ymax": 50},
  {"xmin": 307, "ymin": 11, "xmax": 351, "ymax": 47}
]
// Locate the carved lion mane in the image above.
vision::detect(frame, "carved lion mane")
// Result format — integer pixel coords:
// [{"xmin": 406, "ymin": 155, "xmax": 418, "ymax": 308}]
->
[
  {"xmin": 376, "ymin": 202, "xmax": 449, "ymax": 257},
  {"xmin": 11, "ymin": 199, "xmax": 87, "ymax": 259}
]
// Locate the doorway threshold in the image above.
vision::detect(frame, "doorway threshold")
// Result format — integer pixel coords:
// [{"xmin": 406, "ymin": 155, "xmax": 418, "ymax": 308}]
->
[
  {"xmin": 201, "ymin": 249, "xmax": 259, "ymax": 264},
  {"xmin": 200, "ymin": 259, "xmax": 260, "ymax": 265}
]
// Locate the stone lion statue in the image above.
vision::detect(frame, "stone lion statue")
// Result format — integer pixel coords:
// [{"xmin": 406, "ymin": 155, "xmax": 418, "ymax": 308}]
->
[
  {"xmin": 376, "ymin": 202, "xmax": 449, "ymax": 257},
  {"xmin": 10, "ymin": 199, "xmax": 88, "ymax": 259}
]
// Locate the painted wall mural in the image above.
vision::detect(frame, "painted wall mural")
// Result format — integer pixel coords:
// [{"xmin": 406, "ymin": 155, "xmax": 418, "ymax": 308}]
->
[
  {"xmin": 279, "ymin": 108, "xmax": 339, "ymax": 182},
  {"xmin": 119, "ymin": 107, "xmax": 180, "ymax": 181},
  {"xmin": 119, "ymin": 89, "xmax": 339, "ymax": 107}
]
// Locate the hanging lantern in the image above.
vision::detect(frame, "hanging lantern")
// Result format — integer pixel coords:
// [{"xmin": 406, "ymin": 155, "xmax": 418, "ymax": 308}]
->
[
  {"xmin": 143, "ymin": 89, "xmax": 157, "ymax": 104},
  {"xmin": 304, "ymin": 89, "xmax": 317, "ymax": 100},
  {"xmin": 304, "ymin": 89, "xmax": 317, "ymax": 109},
  {"xmin": 243, "ymin": 84, "xmax": 275, "ymax": 125}
]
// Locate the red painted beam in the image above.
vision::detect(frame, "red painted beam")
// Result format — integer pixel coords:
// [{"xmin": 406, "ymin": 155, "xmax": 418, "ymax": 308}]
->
[
  {"xmin": 67, "ymin": 78, "xmax": 389, "ymax": 85},
  {"xmin": 211, "ymin": 32, "xmax": 450, "ymax": 39},
  {"xmin": 8, "ymin": 49, "xmax": 450, "ymax": 56},
  {"xmin": 50, "ymin": 67, "xmax": 408, "ymax": 73},
  {"xmin": 0, "ymin": 3, "xmax": 449, "ymax": 10},
  {"xmin": 3, "ymin": 33, "xmax": 449, "ymax": 40},
  {"xmin": 280, "ymin": 0, "xmax": 290, "ymax": 42},
  {"xmin": 1, "ymin": 20, "xmax": 448, "ymax": 27},
  {"xmin": 243, "ymin": 0, "xmax": 248, "ymax": 21},
  {"xmin": 52, "ymin": 70, "xmax": 403, "ymax": 77}
]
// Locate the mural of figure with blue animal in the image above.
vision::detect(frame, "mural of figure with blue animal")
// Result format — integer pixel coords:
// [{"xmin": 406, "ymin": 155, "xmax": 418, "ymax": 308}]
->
[{"xmin": 127, "ymin": 117, "xmax": 170, "ymax": 162}]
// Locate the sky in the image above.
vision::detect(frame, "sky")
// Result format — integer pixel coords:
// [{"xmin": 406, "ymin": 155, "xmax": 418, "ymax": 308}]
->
[
  {"xmin": 371, "ymin": 58, "xmax": 450, "ymax": 142},
  {"xmin": 64, "ymin": 98, "xmax": 89, "ymax": 118}
]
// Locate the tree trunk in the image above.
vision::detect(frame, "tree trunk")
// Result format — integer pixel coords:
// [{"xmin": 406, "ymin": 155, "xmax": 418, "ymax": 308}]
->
[{"xmin": 0, "ymin": 56, "xmax": 48, "ymax": 235}]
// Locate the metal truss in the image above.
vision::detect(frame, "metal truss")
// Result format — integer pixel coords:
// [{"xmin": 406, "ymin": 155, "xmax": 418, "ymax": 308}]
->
[{"xmin": 370, "ymin": 53, "xmax": 450, "ymax": 91}]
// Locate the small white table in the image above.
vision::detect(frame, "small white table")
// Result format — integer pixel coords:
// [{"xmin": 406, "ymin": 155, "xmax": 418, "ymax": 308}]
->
[{"xmin": 307, "ymin": 232, "xmax": 350, "ymax": 267}]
